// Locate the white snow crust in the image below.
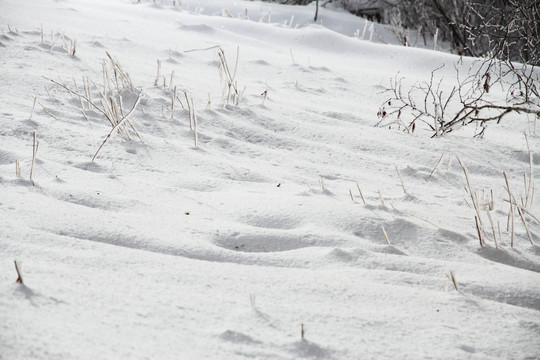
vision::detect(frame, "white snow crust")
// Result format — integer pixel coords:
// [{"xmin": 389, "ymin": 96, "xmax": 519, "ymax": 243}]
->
[{"xmin": 1, "ymin": 0, "xmax": 539, "ymax": 359}]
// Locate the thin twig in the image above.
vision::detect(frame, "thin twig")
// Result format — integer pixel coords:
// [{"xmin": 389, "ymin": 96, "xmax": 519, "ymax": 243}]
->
[{"xmin": 14, "ymin": 260, "xmax": 23, "ymax": 284}]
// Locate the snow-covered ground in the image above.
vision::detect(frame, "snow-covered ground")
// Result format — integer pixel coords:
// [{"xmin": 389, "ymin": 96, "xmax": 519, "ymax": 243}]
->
[{"xmin": 1, "ymin": 0, "xmax": 539, "ymax": 359}]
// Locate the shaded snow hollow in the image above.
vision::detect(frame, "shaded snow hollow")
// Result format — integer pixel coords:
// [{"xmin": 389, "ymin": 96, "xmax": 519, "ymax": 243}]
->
[{"xmin": 1, "ymin": 0, "xmax": 539, "ymax": 359}]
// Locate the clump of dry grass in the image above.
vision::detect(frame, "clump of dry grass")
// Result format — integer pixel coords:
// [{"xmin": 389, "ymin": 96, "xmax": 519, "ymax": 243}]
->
[
  {"xmin": 185, "ymin": 45, "xmax": 242, "ymax": 106},
  {"xmin": 459, "ymin": 140, "xmax": 537, "ymax": 249},
  {"xmin": 46, "ymin": 52, "xmax": 142, "ymax": 160}
]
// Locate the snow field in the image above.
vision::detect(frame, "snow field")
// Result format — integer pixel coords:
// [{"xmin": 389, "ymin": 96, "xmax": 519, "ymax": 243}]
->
[{"xmin": 1, "ymin": 0, "xmax": 539, "ymax": 359}]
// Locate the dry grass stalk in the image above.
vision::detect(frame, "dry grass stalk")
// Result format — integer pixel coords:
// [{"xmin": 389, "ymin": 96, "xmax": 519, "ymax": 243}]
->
[
  {"xmin": 72, "ymin": 78, "xmax": 89, "ymax": 120},
  {"xmin": 457, "ymin": 156, "xmax": 486, "ymax": 244},
  {"xmin": 511, "ymin": 205, "xmax": 540, "ymax": 225},
  {"xmin": 15, "ymin": 160, "xmax": 21, "ymax": 178},
  {"xmin": 446, "ymin": 271, "xmax": 458, "ymax": 291},
  {"xmin": 92, "ymin": 90, "xmax": 141, "ymax": 161},
  {"xmin": 514, "ymin": 198, "xmax": 535, "ymax": 245},
  {"xmin": 38, "ymin": 101, "xmax": 57, "ymax": 120},
  {"xmin": 49, "ymin": 33, "xmax": 61, "ymax": 52},
  {"xmin": 29, "ymin": 95, "xmax": 37, "ymax": 120},
  {"xmin": 486, "ymin": 210, "xmax": 499, "ymax": 249},
  {"xmin": 105, "ymin": 52, "xmax": 134, "ymax": 93},
  {"xmin": 184, "ymin": 91, "xmax": 193, "ymax": 130},
  {"xmin": 301, "ymin": 323, "xmax": 305, "ymax": 340},
  {"xmin": 355, "ymin": 181, "xmax": 366, "ymax": 205},
  {"xmin": 474, "ymin": 216, "xmax": 484, "ymax": 247},
  {"xmin": 503, "ymin": 171, "xmax": 515, "ymax": 247},
  {"xmin": 429, "ymin": 153, "xmax": 444, "ymax": 178},
  {"xmin": 185, "ymin": 45, "xmax": 241, "ymax": 106},
  {"xmin": 192, "ymin": 97, "xmax": 198, "ymax": 148},
  {"xmin": 171, "ymin": 86, "xmax": 177, "ymax": 120},
  {"xmin": 395, "ymin": 165, "xmax": 407, "ymax": 194},
  {"xmin": 83, "ymin": 76, "xmax": 92, "ymax": 109},
  {"xmin": 217, "ymin": 46, "xmax": 240, "ymax": 105},
  {"xmin": 154, "ymin": 59, "xmax": 161, "ymax": 87},
  {"xmin": 169, "ymin": 71, "xmax": 175, "ymax": 91},
  {"xmin": 349, "ymin": 189, "xmax": 354, "ymax": 202},
  {"xmin": 69, "ymin": 39, "xmax": 76, "ymax": 56},
  {"xmin": 30, "ymin": 132, "xmax": 39, "ymax": 184},
  {"xmin": 318, "ymin": 178, "xmax": 325, "ymax": 191},
  {"xmin": 378, "ymin": 189, "xmax": 386, "ymax": 207},
  {"xmin": 381, "ymin": 227, "xmax": 391, "ymax": 245},
  {"xmin": 43, "ymin": 86, "xmax": 57, "ymax": 101},
  {"xmin": 524, "ymin": 133, "xmax": 534, "ymax": 210},
  {"xmin": 14, "ymin": 260, "xmax": 23, "ymax": 284}
]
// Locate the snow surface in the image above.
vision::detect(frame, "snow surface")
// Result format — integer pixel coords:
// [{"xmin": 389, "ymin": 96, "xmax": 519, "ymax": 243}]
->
[{"xmin": 1, "ymin": 0, "xmax": 539, "ymax": 359}]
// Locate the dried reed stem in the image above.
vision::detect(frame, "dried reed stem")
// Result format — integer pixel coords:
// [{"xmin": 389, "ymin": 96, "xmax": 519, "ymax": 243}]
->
[
  {"xmin": 378, "ymin": 189, "xmax": 385, "ymax": 207},
  {"xmin": 184, "ymin": 91, "xmax": 193, "ymax": 130},
  {"xmin": 486, "ymin": 210, "xmax": 498, "ymax": 249},
  {"xmin": 429, "ymin": 153, "xmax": 444, "ymax": 178},
  {"xmin": 29, "ymin": 95, "xmax": 37, "ymax": 120},
  {"xmin": 395, "ymin": 165, "xmax": 407, "ymax": 194},
  {"xmin": 171, "ymin": 86, "xmax": 177, "ymax": 120},
  {"xmin": 30, "ymin": 132, "xmax": 39, "ymax": 184},
  {"xmin": 381, "ymin": 227, "xmax": 391, "ymax": 245},
  {"xmin": 38, "ymin": 101, "xmax": 57, "ymax": 120},
  {"xmin": 457, "ymin": 156, "xmax": 485, "ymax": 243},
  {"xmin": 15, "ymin": 160, "xmax": 21, "ymax": 178},
  {"xmin": 503, "ymin": 171, "xmax": 515, "ymax": 247},
  {"xmin": 446, "ymin": 271, "xmax": 458, "ymax": 291},
  {"xmin": 475, "ymin": 216, "xmax": 483, "ymax": 247},
  {"xmin": 154, "ymin": 59, "xmax": 161, "ymax": 87},
  {"xmin": 514, "ymin": 198, "xmax": 535, "ymax": 245},
  {"xmin": 192, "ymin": 97, "xmax": 198, "ymax": 148},
  {"xmin": 524, "ymin": 133, "xmax": 534, "ymax": 210},
  {"xmin": 356, "ymin": 181, "xmax": 366, "ymax": 205}
]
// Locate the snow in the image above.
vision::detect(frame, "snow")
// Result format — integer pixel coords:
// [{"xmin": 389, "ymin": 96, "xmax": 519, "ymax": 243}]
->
[{"xmin": 1, "ymin": 0, "xmax": 539, "ymax": 359}]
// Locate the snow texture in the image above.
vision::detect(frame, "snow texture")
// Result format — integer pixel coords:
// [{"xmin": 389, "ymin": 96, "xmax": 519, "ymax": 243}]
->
[{"xmin": 1, "ymin": 0, "xmax": 539, "ymax": 359}]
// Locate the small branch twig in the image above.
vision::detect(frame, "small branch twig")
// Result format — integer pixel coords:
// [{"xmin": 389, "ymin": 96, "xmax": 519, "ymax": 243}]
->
[{"xmin": 14, "ymin": 260, "xmax": 23, "ymax": 284}]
